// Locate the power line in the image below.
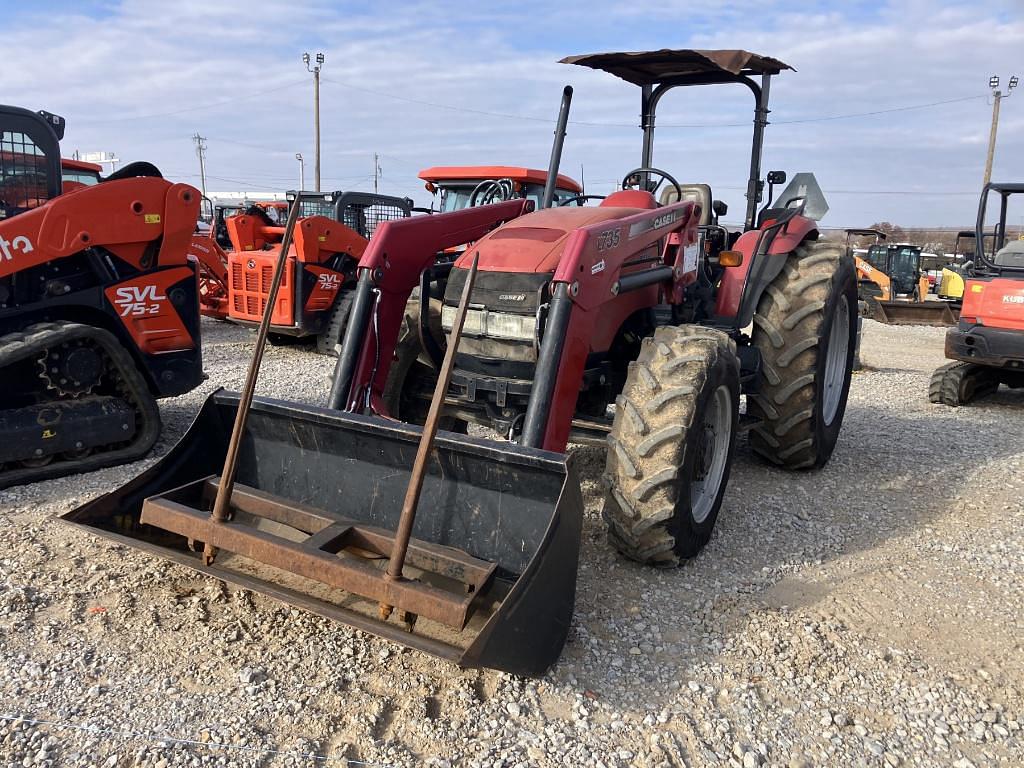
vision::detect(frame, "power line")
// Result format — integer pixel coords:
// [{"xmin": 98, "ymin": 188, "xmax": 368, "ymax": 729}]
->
[
  {"xmin": 75, "ymin": 79, "xmax": 306, "ymax": 125},
  {"xmin": 322, "ymin": 77, "xmax": 987, "ymax": 129}
]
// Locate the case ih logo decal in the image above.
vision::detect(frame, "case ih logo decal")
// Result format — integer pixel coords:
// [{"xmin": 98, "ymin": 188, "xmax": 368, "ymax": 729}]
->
[
  {"xmin": 628, "ymin": 211, "xmax": 678, "ymax": 239},
  {"xmin": 0, "ymin": 234, "xmax": 34, "ymax": 261},
  {"xmin": 113, "ymin": 285, "xmax": 167, "ymax": 316},
  {"xmin": 498, "ymin": 293, "xmax": 527, "ymax": 302},
  {"xmin": 318, "ymin": 273, "xmax": 341, "ymax": 290},
  {"xmin": 652, "ymin": 211, "xmax": 678, "ymax": 229}
]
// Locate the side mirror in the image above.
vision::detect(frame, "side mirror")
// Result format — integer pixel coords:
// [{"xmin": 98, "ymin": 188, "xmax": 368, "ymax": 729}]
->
[
  {"xmin": 712, "ymin": 200, "xmax": 728, "ymax": 217},
  {"xmin": 767, "ymin": 170, "xmax": 787, "ymax": 185}
]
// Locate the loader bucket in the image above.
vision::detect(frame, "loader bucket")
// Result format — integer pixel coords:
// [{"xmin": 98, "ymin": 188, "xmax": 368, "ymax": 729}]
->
[
  {"xmin": 873, "ymin": 300, "xmax": 959, "ymax": 326},
  {"xmin": 61, "ymin": 390, "xmax": 583, "ymax": 677}
]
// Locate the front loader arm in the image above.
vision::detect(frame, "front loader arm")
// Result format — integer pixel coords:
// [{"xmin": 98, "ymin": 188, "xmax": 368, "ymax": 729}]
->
[
  {"xmin": 328, "ymin": 199, "xmax": 533, "ymax": 411},
  {"xmin": 524, "ymin": 200, "xmax": 700, "ymax": 450}
]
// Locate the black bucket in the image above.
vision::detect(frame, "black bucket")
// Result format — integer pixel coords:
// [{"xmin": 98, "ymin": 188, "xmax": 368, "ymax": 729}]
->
[{"xmin": 61, "ymin": 389, "xmax": 583, "ymax": 677}]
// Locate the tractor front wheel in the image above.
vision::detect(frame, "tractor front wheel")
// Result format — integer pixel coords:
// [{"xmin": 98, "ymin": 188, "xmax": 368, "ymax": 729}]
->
[
  {"xmin": 748, "ymin": 241, "xmax": 857, "ymax": 469},
  {"xmin": 382, "ymin": 294, "xmax": 467, "ymax": 432},
  {"xmin": 602, "ymin": 326, "xmax": 740, "ymax": 566}
]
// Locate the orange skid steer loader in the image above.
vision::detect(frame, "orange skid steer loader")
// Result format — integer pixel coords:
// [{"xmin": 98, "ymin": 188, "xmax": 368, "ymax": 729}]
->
[
  {"xmin": 0, "ymin": 105, "xmax": 203, "ymax": 488},
  {"xmin": 64, "ymin": 50, "xmax": 856, "ymax": 675}
]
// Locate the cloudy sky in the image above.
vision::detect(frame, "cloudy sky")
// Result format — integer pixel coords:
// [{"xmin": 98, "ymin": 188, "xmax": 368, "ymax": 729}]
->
[{"xmin": 7, "ymin": 0, "xmax": 1022, "ymax": 228}]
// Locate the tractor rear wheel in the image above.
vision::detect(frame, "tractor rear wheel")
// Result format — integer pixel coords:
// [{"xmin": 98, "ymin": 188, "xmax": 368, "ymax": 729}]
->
[
  {"xmin": 602, "ymin": 326, "xmax": 740, "ymax": 566},
  {"xmin": 749, "ymin": 241, "xmax": 857, "ymax": 469}
]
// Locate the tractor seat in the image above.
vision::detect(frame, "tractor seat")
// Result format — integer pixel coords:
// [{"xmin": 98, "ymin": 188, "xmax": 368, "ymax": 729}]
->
[
  {"xmin": 600, "ymin": 189, "xmax": 658, "ymax": 209},
  {"xmin": 660, "ymin": 183, "xmax": 712, "ymax": 225},
  {"xmin": 994, "ymin": 240, "xmax": 1024, "ymax": 268}
]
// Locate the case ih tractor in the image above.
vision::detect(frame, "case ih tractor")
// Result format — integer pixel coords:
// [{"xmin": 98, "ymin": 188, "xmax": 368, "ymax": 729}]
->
[
  {"xmin": 0, "ymin": 105, "xmax": 203, "ymax": 488},
  {"xmin": 66, "ymin": 51, "xmax": 856, "ymax": 676},
  {"xmin": 930, "ymin": 182, "xmax": 1024, "ymax": 404}
]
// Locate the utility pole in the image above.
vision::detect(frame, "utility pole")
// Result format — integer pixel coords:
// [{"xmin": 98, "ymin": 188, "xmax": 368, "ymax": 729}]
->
[
  {"xmin": 192, "ymin": 133, "xmax": 207, "ymax": 198},
  {"xmin": 296, "ymin": 153, "xmax": 305, "ymax": 190},
  {"xmin": 303, "ymin": 52, "xmax": 325, "ymax": 191},
  {"xmin": 984, "ymin": 74, "xmax": 1017, "ymax": 187},
  {"xmin": 374, "ymin": 153, "xmax": 381, "ymax": 194}
]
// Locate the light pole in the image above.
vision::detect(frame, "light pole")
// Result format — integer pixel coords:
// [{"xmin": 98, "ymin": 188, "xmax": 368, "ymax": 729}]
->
[
  {"xmin": 983, "ymin": 74, "xmax": 1017, "ymax": 187},
  {"xmin": 296, "ymin": 153, "xmax": 305, "ymax": 190},
  {"xmin": 192, "ymin": 133, "xmax": 207, "ymax": 198},
  {"xmin": 303, "ymin": 52, "xmax": 325, "ymax": 191}
]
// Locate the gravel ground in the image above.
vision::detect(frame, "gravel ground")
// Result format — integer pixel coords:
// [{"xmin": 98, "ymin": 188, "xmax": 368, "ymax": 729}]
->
[{"xmin": 1, "ymin": 317, "xmax": 1022, "ymax": 768}]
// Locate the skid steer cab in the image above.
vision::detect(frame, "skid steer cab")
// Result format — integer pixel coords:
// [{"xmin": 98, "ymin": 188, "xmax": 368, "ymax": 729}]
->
[
  {"xmin": 63, "ymin": 51, "xmax": 858, "ymax": 679},
  {"xmin": 224, "ymin": 190, "xmax": 413, "ymax": 355}
]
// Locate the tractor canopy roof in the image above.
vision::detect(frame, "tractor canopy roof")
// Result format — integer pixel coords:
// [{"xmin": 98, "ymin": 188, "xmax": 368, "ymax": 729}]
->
[
  {"xmin": 559, "ymin": 49, "xmax": 793, "ymax": 86},
  {"xmin": 986, "ymin": 182, "xmax": 1024, "ymax": 194},
  {"xmin": 418, "ymin": 166, "xmax": 582, "ymax": 193}
]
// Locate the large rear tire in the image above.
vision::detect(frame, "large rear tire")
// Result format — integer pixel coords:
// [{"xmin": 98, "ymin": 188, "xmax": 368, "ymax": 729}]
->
[
  {"xmin": 748, "ymin": 241, "xmax": 857, "ymax": 469},
  {"xmin": 602, "ymin": 326, "xmax": 740, "ymax": 566}
]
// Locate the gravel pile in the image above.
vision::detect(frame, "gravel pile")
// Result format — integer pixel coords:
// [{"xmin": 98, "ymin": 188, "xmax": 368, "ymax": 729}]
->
[{"xmin": 0, "ymin": 318, "xmax": 1021, "ymax": 767}]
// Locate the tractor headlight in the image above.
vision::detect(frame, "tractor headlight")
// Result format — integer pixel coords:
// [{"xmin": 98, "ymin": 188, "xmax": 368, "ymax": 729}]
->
[{"xmin": 441, "ymin": 306, "xmax": 537, "ymax": 342}]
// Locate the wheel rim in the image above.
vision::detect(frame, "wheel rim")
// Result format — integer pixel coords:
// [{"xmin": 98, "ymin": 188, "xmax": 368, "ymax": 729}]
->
[
  {"xmin": 822, "ymin": 294, "xmax": 850, "ymax": 426},
  {"xmin": 690, "ymin": 384, "xmax": 732, "ymax": 524}
]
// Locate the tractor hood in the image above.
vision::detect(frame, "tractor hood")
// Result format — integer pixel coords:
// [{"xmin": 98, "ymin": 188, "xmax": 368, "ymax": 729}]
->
[{"xmin": 453, "ymin": 205, "xmax": 646, "ymax": 274}]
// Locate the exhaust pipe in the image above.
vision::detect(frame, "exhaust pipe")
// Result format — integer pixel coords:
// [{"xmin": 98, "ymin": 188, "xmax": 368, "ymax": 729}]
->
[{"xmin": 540, "ymin": 85, "xmax": 573, "ymax": 210}]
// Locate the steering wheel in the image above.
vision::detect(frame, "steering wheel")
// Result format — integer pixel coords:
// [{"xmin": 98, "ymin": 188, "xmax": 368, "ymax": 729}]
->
[
  {"xmin": 620, "ymin": 167, "xmax": 683, "ymax": 202},
  {"xmin": 557, "ymin": 194, "xmax": 607, "ymax": 207},
  {"xmin": 469, "ymin": 178, "xmax": 515, "ymax": 207}
]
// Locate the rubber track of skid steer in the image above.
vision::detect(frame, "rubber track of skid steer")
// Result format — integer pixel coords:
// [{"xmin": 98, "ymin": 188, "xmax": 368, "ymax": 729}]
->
[{"xmin": 0, "ymin": 321, "xmax": 160, "ymax": 489}]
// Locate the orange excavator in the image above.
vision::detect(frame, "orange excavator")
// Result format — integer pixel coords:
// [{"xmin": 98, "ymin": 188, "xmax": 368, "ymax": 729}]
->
[{"xmin": 930, "ymin": 183, "xmax": 1024, "ymax": 404}]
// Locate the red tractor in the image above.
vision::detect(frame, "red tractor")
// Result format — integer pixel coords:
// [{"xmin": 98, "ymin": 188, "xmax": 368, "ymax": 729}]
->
[
  {"xmin": 328, "ymin": 49, "xmax": 857, "ymax": 565},
  {"xmin": 419, "ymin": 165, "xmax": 583, "ymax": 210},
  {"xmin": 65, "ymin": 51, "xmax": 857, "ymax": 676},
  {"xmin": 930, "ymin": 182, "xmax": 1024, "ymax": 404}
]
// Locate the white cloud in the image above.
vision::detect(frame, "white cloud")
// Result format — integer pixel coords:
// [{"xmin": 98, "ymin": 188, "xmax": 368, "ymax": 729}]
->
[{"xmin": 5, "ymin": 0, "xmax": 1022, "ymax": 225}]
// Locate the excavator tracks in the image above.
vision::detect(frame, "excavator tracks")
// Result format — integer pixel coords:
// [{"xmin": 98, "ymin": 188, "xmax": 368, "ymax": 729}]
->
[
  {"xmin": 0, "ymin": 321, "xmax": 160, "ymax": 489},
  {"xmin": 928, "ymin": 361, "xmax": 999, "ymax": 406}
]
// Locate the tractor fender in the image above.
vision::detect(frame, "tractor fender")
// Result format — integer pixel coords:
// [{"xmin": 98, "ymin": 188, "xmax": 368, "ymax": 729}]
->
[{"xmin": 714, "ymin": 215, "xmax": 818, "ymax": 327}]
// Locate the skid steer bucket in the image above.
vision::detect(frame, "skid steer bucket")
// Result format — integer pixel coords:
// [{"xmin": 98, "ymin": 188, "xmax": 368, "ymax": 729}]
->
[
  {"xmin": 61, "ymin": 390, "xmax": 583, "ymax": 677},
  {"xmin": 873, "ymin": 300, "xmax": 959, "ymax": 326}
]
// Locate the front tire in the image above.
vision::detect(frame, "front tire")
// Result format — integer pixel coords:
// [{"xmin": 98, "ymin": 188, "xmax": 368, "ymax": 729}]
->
[
  {"xmin": 602, "ymin": 326, "xmax": 740, "ymax": 566},
  {"xmin": 748, "ymin": 241, "xmax": 857, "ymax": 469}
]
